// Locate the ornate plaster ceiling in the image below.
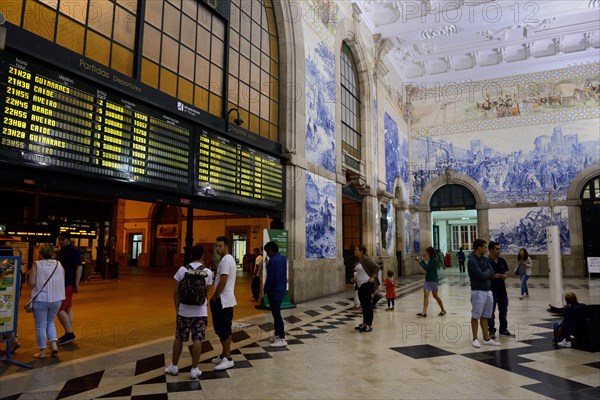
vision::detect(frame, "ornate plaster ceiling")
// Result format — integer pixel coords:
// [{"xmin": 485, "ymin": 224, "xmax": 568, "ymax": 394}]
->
[{"xmin": 355, "ymin": 0, "xmax": 600, "ymax": 87}]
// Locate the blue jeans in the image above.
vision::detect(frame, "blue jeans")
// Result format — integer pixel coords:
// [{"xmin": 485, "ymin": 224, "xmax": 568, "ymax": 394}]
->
[
  {"xmin": 520, "ymin": 274, "xmax": 529, "ymax": 296},
  {"xmin": 267, "ymin": 295, "xmax": 284, "ymax": 339},
  {"xmin": 489, "ymin": 292, "xmax": 509, "ymax": 333},
  {"xmin": 32, "ymin": 300, "xmax": 62, "ymax": 349}
]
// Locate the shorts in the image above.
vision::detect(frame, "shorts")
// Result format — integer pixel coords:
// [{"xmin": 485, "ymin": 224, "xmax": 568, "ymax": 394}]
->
[
  {"xmin": 175, "ymin": 315, "xmax": 208, "ymax": 342},
  {"xmin": 423, "ymin": 281, "xmax": 439, "ymax": 291},
  {"xmin": 59, "ymin": 285, "xmax": 75, "ymax": 312},
  {"xmin": 471, "ymin": 290, "xmax": 493, "ymax": 320},
  {"xmin": 210, "ymin": 297, "xmax": 234, "ymax": 341}
]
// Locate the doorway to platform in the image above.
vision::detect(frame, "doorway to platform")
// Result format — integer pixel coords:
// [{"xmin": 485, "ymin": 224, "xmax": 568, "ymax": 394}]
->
[{"xmin": 430, "ymin": 184, "xmax": 478, "ymax": 268}]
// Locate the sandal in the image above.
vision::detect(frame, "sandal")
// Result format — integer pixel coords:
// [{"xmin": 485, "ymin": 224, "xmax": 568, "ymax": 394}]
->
[
  {"xmin": 33, "ymin": 353, "xmax": 47, "ymax": 359},
  {"xmin": 438, "ymin": 311, "xmax": 446, "ymax": 316},
  {"xmin": 416, "ymin": 313, "xmax": 427, "ymax": 317}
]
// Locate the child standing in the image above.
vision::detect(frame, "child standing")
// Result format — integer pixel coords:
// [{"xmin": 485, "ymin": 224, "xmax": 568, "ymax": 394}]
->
[{"xmin": 384, "ymin": 270, "xmax": 396, "ymax": 311}]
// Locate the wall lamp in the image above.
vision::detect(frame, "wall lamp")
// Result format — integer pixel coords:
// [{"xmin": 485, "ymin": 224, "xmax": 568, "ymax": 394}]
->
[{"xmin": 227, "ymin": 108, "xmax": 244, "ymax": 128}]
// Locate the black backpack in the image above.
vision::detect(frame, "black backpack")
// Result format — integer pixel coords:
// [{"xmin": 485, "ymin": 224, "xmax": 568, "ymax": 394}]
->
[{"xmin": 178, "ymin": 264, "xmax": 208, "ymax": 306}]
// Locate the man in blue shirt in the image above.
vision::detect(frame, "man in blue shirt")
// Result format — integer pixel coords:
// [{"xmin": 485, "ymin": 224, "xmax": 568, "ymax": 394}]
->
[{"xmin": 263, "ymin": 241, "xmax": 287, "ymax": 347}]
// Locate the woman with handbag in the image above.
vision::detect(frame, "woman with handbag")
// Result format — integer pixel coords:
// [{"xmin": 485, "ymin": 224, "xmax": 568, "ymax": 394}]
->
[
  {"xmin": 28, "ymin": 243, "xmax": 65, "ymax": 359},
  {"xmin": 516, "ymin": 248, "xmax": 532, "ymax": 300}
]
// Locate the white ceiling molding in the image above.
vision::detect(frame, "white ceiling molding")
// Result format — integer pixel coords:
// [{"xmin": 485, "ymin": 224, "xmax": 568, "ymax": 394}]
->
[{"xmin": 354, "ymin": 0, "xmax": 600, "ymax": 86}]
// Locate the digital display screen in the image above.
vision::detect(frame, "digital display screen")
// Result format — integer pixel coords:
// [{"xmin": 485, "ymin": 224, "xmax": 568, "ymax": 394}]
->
[
  {"xmin": 198, "ymin": 130, "xmax": 284, "ymax": 208},
  {"xmin": 0, "ymin": 49, "xmax": 284, "ymax": 210},
  {"xmin": 0, "ymin": 52, "xmax": 192, "ymax": 192}
]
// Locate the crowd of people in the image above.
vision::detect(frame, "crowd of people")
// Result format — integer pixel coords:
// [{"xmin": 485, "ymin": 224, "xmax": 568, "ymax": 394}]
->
[
  {"xmin": 163, "ymin": 237, "xmax": 288, "ymax": 379},
  {"xmin": 5, "ymin": 235, "xmax": 584, "ymax": 378}
]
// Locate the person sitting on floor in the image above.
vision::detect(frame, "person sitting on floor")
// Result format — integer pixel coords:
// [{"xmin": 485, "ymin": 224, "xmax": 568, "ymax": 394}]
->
[{"xmin": 553, "ymin": 292, "xmax": 586, "ymax": 348}]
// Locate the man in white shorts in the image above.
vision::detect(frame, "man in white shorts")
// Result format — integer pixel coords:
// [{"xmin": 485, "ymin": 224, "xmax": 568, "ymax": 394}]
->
[{"xmin": 467, "ymin": 238, "xmax": 501, "ymax": 348}]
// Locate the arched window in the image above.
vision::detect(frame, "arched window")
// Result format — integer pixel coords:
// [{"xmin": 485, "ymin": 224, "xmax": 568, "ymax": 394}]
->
[
  {"xmin": 581, "ymin": 176, "xmax": 600, "ymax": 200},
  {"xmin": 340, "ymin": 42, "xmax": 361, "ymax": 160},
  {"xmin": 228, "ymin": 0, "xmax": 280, "ymax": 140},
  {"xmin": 430, "ymin": 184, "xmax": 476, "ymax": 210}
]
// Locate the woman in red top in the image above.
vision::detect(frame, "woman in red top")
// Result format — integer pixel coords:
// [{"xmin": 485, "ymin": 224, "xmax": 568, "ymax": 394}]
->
[{"xmin": 384, "ymin": 270, "xmax": 396, "ymax": 311}]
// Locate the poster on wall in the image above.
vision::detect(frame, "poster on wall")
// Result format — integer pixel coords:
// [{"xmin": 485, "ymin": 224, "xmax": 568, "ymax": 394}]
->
[
  {"xmin": 0, "ymin": 255, "xmax": 21, "ymax": 334},
  {"xmin": 156, "ymin": 224, "xmax": 178, "ymax": 239}
]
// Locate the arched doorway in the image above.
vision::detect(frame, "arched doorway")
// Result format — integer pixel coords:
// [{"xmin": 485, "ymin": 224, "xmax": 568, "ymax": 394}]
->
[
  {"xmin": 581, "ymin": 175, "xmax": 600, "ymax": 266},
  {"xmin": 430, "ymin": 185, "xmax": 477, "ymax": 266},
  {"xmin": 342, "ymin": 184, "xmax": 363, "ymax": 282},
  {"xmin": 152, "ymin": 204, "xmax": 181, "ymax": 269},
  {"xmin": 417, "ymin": 171, "xmax": 489, "ymax": 262}
]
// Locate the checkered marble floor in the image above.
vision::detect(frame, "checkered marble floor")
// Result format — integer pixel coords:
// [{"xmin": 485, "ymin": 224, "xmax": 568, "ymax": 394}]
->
[{"xmin": 1, "ymin": 273, "xmax": 598, "ymax": 400}]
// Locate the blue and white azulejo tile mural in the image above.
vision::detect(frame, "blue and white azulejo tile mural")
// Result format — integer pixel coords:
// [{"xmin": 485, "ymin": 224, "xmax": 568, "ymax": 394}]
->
[
  {"xmin": 305, "ymin": 29, "xmax": 336, "ymax": 173},
  {"xmin": 384, "ymin": 113, "xmax": 409, "ymax": 197},
  {"xmin": 404, "ymin": 210, "xmax": 411, "ymax": 255},
  {"xmin": 489, "ymin": 206, "xmax": 570, "ymax": 255},
  {"xmin": 411, "ymin": 119, "xmax": 600, "ymax": 203},
  {"xmin": 412, "ymin": 213, "xmax": 420, "ymax": 254},
  {"xmin": 305, "ymin": 171, "xmax": 337, "ymax": 259}
]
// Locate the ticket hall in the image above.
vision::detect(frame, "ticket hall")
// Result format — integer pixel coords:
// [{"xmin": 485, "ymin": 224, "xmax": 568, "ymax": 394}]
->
[{"xmin": 0, "ymin": 1, "xmax": 599, "ymax": 398}]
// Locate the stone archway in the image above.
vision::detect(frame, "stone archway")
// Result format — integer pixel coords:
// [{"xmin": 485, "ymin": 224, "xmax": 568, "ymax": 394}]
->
[
  {"xmin": 565, "ymin": 163, "xmax": 600, "ymax": 273},
  {"xmin": 416, "ymin": 171, "xmax": 489, "ymax": 253}
]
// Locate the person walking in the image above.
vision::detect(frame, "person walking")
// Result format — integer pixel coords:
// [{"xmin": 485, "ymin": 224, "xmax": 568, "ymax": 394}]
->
[
  {"xmin": 415, "ymin": 246, "xmax": 446, "ymax": 317},
  {"xmin": 353, "ymin": 245, "xmax": 379, "ymax": 333},
  {"xmin": 210, "ymin": 236, "xmax": 237, "ymax": 371},
  {"xmin": 263, "ymin": 241, "xmax": 287, "ymax": 347},
  {"xmin": 164, "ymin": 245, "xmax": 213, "ymax": 380},
  {"xmin": 487, "ymin": 241, "xmax": 513, "ymax": 338},
  {"xmin": 56, "ymin": 233, "xmax": 82, "ymax": 346},
  {"xmin": 457, "ymin": 247, "xmax": 466, "ymax": 273},
  {"xmin": 28, "ymin": 243, "xmax": 65, "ymax": 359},
  {"xmin": 516, "ymin": 248, "xmax": 532, "ymax": 299},
  {"xmin": 468, "ymin": 239, "xmax": 500, "ymax": 348}
]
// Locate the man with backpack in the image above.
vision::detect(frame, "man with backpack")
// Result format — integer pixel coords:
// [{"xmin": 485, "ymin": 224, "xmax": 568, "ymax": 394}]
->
[{"xmin": 164, "ymin": 245, "xmax": 213, "ymax": 380}]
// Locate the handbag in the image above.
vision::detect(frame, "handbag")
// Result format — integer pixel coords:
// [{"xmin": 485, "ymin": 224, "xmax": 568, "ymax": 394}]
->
[{"xmin": 24, "ymin": 260, "xmax": 59, "ymax": 313}]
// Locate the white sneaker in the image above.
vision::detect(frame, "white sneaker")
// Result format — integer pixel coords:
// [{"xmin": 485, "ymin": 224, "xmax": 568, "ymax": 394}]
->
[
  {"xmin": 269, "ymin": 335, "xmax": 277, "ymax": 343},
  {"xmin": 211, "ymin": 356, "xmax": 223, "ymax": 365},
  {"xmin": 557, "ymin": 339, "xmax": 572, "ymax": 348},
  {"xmin": 271, "ymin": 338, "xmax": 287, "ymax": 347},
  {"xmin": 472, "ymin": 339, "xmax": 481, "ymax": 348},
  {"xmin": 164, "ymin": 364, "xmax": 178, "ymax": 376},
  {"xmin": 214, "ymin": 357, "xmax": 235, "ymax": 371},
  {"xmin": 190, "ymin": 367, "xmax": 202, "ymax": 380},
  {"xmin": 483, "ymin": 338, "xmax": 501, "ymax": 346}
]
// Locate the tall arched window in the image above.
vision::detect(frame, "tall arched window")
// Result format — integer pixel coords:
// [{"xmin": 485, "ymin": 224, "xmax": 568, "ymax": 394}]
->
[
  {"xmin": 228, "ymin": 0, "xmax": 280, "ymax": 140},
  {"xmin": 340, "ymin": 42, "xmax": 361, "ymax": 160}
]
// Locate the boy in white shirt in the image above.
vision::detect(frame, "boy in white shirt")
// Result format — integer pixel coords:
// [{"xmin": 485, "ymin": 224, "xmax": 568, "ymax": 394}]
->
[{"xmin": 164, "ymin": 245, "xmax": 213, "ymax": 380}]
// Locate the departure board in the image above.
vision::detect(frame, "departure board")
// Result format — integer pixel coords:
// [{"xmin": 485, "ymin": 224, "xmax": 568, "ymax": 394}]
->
[
  {"xmin": 0, "ymin": 52, "xmax": 192, "ymax": 192},
  {"xmin": 198, "ymin": 130, "xmax": 284, "ymax": 208}
]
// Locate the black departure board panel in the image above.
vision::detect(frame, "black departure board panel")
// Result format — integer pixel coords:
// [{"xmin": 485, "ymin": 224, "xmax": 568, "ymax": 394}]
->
[
  {"xmin": 198, "ymin": 130, "xmax": 284, "ymax": 208},
  {"xmin": 0, "ymin": 52, "xmax": 192, "ymax": 192}
]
